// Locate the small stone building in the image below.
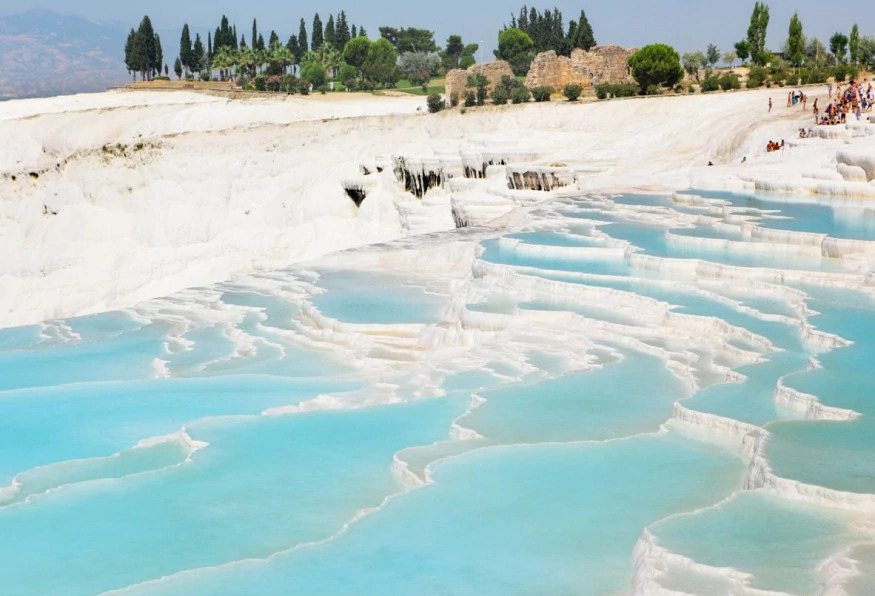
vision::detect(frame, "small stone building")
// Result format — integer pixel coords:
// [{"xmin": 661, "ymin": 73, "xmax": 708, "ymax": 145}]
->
[
  {"xmin": 524, "ymin": 46, "xmax": 637, "ymax": 91},
  {"xmin": 445, "ymin": 61, "xmax": 515, "ymax": 100}
]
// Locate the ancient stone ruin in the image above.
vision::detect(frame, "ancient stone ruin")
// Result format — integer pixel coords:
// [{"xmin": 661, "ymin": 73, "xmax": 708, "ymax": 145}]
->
[
  {"xmin": 445, "ymin": 61, "xmax": 515, "ymax": 101},
  {"xmin": 524, "ymin": 46, "xmax": 637, "ymax": 91}
]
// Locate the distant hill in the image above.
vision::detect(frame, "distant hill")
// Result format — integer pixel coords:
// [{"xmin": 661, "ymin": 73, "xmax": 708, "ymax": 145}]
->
[{"xmin": 0, "ymin": 9, "xmax": 131, "ymax": 99}]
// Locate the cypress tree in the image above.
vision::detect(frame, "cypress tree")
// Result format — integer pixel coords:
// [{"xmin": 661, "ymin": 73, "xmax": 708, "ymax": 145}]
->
[
  {"xmin": 312, "ymin": 13, "xmax": 323, "ymax": 50},
  {"xmin": 269, "ymin": 30, "xmax": 279, "ymax": 48},
  {"xmin": 325, "ymin": 15, "xmax": 336, "ymax": 47},
  {"xmin": 124, "ymin": 29, "xmax": 135, "ymax": 79},
  {"xmin": 208, "ymin": 32, "xmax": 212, "ymax": 59},
  {"xmin": 257, "ymin": 34, "xmax": 265, "ymax": 51},
  {"xmin": 154, "ymin": 33, "xmax": 163, "ymax": 77},
  {"xmin": 336, "ymin": 12, "xmax": 350, "ymax": 48},
  {"xmin": 180, "ymin": 24, "xmax": 192, "ymax": 76},
  {"xmin": 174, "ymin": 57, "xmax": 182, "ymax": 79},
  {"xmin": 573, "ymin": 9, "xmax": 595, "ymax": 51},
  {"xmin": 287, "ymin": 35, "xmax": 299, "ymax": 61},
  {"xmin": 351, "ymin": 25, "xmax": 357, "ymax": 39},
  {"xmin": 192, "ymin": 33, "xmax": 205, "ymax": 73},
  {"xmin": 240, "ymin": 35, "xmax": 247, "ymax": 49},
  {"xmin": 252, "ymin": 19, "xmax": 258, "ymax": 52},
  {"xmin": 136, "ymin": 16, "xmax": 157, "ymax": 80},
  {"xmin": 359, "ymin": 26, "xmax": 367, "ymax": 38},
  {"xmin": 298, "ymin": 18, "xmax": 308, "ymax": 55}
]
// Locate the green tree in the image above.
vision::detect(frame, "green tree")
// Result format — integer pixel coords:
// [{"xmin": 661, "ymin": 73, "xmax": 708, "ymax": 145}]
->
[
  {"xmin": 298, "ymin": 19, "xmax": 308, "ymax": 58},
  {"xmin": 682, "ymin": 51, "xmax": 706, "ymax": 82},
  {"xmin": 378, "ymin": 27, "xmax": 437, "ymax": 53},
  {"xmin": 252, "ymin": 19, "xmax": 258, "ymax": 53},
  {"xmin": 805, "ymin": 37, "xmax": 826, "ymax": 67},
  {"xmin": 628, "ymin": 43, "xmax": 684, "ymax": 91},
  {"xmin": 336, "ymin": 12, "xmax": 351, "ymax": 48},
  {"xmin": 706, "ymin": 43, "xmax": 720, "ymax": 67},
  {"xmin": 722, "ymin": 50, "xmax": 737, "ymax": 67},
  {"xmin": 301, "ymin": 61, "xmax": 326, "ymax": 86},
  {"xmin": 570, "ymin": 9, "xmax": 595, "ymax": 51},
  {"xmin": 734, "ymin": 40, "xmax": 751, "ymax": 63},
  {"xmin": 830, "ymin": 32, "xmax": 849, "ymax": 64},
  {"xmin": 192, "ymin": 33, "xmax": 206, "ymax": 74},
  {"xmin": 362, "ymin": 38, "xmax": 399, "ymax": 86},
  {"xmin": 325, "ymin": 15, "xmax": 336, "ymax": 47},
  {"xmin": 858, "ymin": 36, "xmax": 875, "ymax": 67},
  {"xmin": 442, "ymin": 34, "xmax": 464, "ymax": 69},
  {"xmin": 180, "ymin": 24, "xmax": 193, "ymax": 76},
  {"xmin": 154, "ymin": 34, "xmax": 163, "ymax": 77},
  {"xmin": 849, "ymin": 24, "xmax": 860, "ymax": 64},
  {"xmin": 312, "ymin": 14, "xmax": 324, "ymax": 50},
  {"xmin": 174, "ymin": 56, "xmax": 182, "ymax": 80},
  {"xmin": 124, "ymin": 29, "xmax": 137, "ymax": 79},
  {"xmin": 343, "ymin": 36, "xmax": 372, "ymax": 71},
  {"xmin": 494, "ymin": 27, "xmax": 534, "ymax": 76},
  {"xmin": 746, "ymin": 2, "xmax": 770, "ymax": 66},
  {"xmin": 398, "ymin": 51, "xmax": 441, "ymax": 86},
  {"xmin": 786, "ymin": 12, "xmax": 804, "ymax": 67}
]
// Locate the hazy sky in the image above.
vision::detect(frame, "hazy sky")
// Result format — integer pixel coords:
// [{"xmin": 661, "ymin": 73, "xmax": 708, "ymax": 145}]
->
[{"xmin": 1, "ymin": 0, "xmax": 870, "ymax": 57}]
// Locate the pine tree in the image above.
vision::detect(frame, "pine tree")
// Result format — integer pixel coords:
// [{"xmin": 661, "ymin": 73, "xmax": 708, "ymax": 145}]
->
[
  {"xmin": 180, "ymin": 24, "xmax": 192, "ymax": 76},
  {"xmin": 312, "ymin": 13, "xmax": 324, "ymax": 50},
  {"xmin": 325, "ymin": 15, "xmax": 336, "ymax": 47},
  {"xmin": 299, "ymin": 18, "xmax": 308, "ymax": 56}
]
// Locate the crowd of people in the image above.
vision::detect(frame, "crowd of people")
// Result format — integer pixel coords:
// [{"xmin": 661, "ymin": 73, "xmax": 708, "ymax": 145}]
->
[
  {"xmin": 766, "ymin": 139, "xmax": 785, "ymax": 152},
  {"xmin": 815, "ymin": 80, "xmax": 873, "ymax": 125}
]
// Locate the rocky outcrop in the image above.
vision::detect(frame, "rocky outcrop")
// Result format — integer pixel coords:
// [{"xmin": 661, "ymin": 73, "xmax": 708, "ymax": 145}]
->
[
  {"xmin": 445, "ymin": 61, "xmax": 515, "ymax": 100},
  {"xmin": 525, "ymin": 46, "xmax": 637, "ymax": 91}
]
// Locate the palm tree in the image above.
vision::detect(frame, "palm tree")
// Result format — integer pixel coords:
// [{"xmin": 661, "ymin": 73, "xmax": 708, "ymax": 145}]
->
[{"xmin": 212, "ymin": 46, "xmax": 237, "ymax": 81}]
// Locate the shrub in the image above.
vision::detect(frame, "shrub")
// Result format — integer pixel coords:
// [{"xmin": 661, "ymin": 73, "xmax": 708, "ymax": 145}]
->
[
  {"xmin": 531, "ymin": 86, "xmax": 553, "ymax": 102},
  {"xmin": 426, "ymin": 93, "xmax": 445, "ymax": 113},
  {"xmin": 297, "ymin": 78, "xmax": 311, "ymax": 95},
  {"xmin": 466, "ymin": 74, "xmax": 489, "ymax": 106},
  {"xmin": 718, "ymin": 73, "xmax": 741, "ymax": 91},
  {"xmin": 510, "ymin": 86, "xmax": 531, "ymax": 104},
  {"xmin": 338, "ymin": 64, "xmax": 357, "ymax": 85},
  {"xmin": 317, "ymin": 84, "xmax": 329, "ymax": 94},
  {"xmin": 491, "ymin": 86, "xmax": 510, "ymax": 105},
  {"xmin": 563, "ymin": 83, "xmax": 583, "ymax": 101},
  {"xmin": 595, "ymin": 83, "xmax": 640, "ymax": 99},
  {"xmin": 254, "ymin": 74, "xmax": 267, "ymax": 91},
  {"xmin": 281, "ymin": 74, "xmax": 297, "ymax": 93},
  {"xmin": 154, "ymin": 76, "xmax": 171, "ymax": 81},
  {"xmin": 236, "ymin": 75, "xmax": 249, "ymax": 87},
  {"xmin": 746, "ymin": 66, "xmax": 767, "ymax": 88},
  {"xmin": 266, "ymin": 75, "xmax": 283, "ymax": 92},
  {"xmin": 302, "ymin": 62, "xmax": 327, "ymax": 87},
  {"xmin": 464, "ymin": 90, "xmax": 477, "ymax": 107},
  {"xmin": 449, "ymin": 91, "xmax": 460, "ymax": 107},
  {"xmin": 199, "ymin": 71, "xmax": 211, "ymax": 82},
  {"xmin": 831, "ymin": 64, "xmax": 850, "ymax": 83},
  {"xmin": 646, "ymin": 84, "xmax": 661, "ymax": 95},
  {"xmin": 459, "ymin": 55, "xmax": 475, "ymax": 69},
  {"xmin": 700, "ymin": 76, "xmax": 720, "ymax": 93},
  {"xmin": 799, "ymin": 68, "xmax": 827, "ymax": 85}
]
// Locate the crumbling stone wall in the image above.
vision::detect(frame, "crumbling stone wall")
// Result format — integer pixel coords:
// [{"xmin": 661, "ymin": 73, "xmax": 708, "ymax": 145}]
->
[
  {"xmin": 445, "ymin": 61, "xmax": 515, "ymax": 100},
  {"xmin": 524, "ymin": 46, "xmax": 637, "ymax": 90}
]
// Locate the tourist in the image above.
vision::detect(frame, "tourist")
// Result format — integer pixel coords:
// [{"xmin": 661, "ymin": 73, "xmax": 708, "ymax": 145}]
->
[{"xmin": 769, "ymin": 97, "xmax": 772, "ymax": 112}]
